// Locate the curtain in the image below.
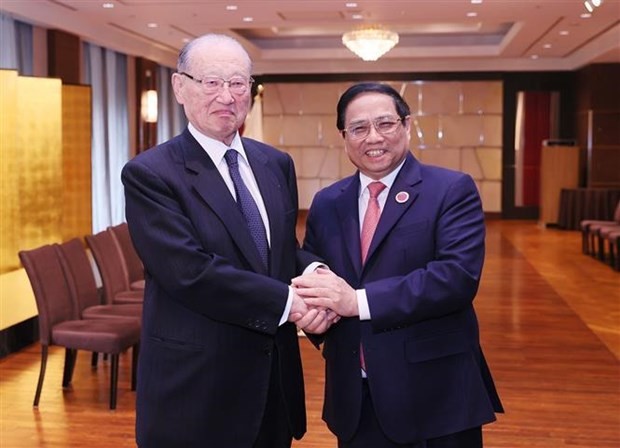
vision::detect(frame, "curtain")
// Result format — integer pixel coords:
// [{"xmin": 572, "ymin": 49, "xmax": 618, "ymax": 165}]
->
[
  {"xmin": 157, "ymin": 65, "xmax": 186, "ymax": 143},
  {"xmin": 0, "ymin": 12, "xmax": 33, "ymax": 75},
  {"xmin": 82, "ymin": 42, "xmax": 129, "ymax": 232}
]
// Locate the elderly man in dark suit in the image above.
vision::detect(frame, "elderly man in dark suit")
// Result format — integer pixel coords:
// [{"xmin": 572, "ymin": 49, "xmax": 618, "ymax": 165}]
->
[
  {"xmin": 293, "ymin": 82, "xmax": 503, "ymax": 448},
  {"xmin": 122, "ymin": 34, "xmax": 328, "ymax": 448}
]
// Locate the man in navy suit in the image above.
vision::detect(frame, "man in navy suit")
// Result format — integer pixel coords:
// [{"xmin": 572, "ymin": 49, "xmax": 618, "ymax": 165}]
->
[
  {"xmin": 293, "ymin": 83, "xmax": 503, "ymax": 447},
  {"xmin": 121, "ymin": 34, "xmax": 328, "ymax": 448}
]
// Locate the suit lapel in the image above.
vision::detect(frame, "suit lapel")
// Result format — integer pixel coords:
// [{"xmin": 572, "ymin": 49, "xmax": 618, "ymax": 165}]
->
[
  {"xmin": 181, "ymin": 131, "xmax": 268, "ymax": 274},
  {"xmin": 335, "ymin": 176, "xmax": 364, "ymax": 278},
  {"xmin": 363, "ymin": 153, "xmax": 422, "ymax": 270}
]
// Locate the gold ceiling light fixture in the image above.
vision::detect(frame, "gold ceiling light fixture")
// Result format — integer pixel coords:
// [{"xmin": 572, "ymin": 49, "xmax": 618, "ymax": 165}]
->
[{"xmin": 342, "ymin": 25, "xmax": 399, "ymax": 61}]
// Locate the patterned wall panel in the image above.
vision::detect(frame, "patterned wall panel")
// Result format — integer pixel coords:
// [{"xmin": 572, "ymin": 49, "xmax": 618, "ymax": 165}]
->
[{"xmin": 262, "ymin": 81, "xmax": 503, "ymax": 212}]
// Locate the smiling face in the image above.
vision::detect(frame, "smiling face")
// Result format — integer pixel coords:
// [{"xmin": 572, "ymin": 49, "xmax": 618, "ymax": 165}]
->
[
  {"xmin": 171, "ymin": 36, "xmax": 252, "ymax": 146},
  {"xmin": 342, "ymin": 91, "xmax": 411, "ymax": 180}
]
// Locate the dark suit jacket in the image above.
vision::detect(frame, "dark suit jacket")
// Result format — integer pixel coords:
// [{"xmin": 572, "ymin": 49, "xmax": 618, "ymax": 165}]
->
[
  {"xmin": 121, "ymin": 129, "xmax": 316, "ymax": 448},
  {"xmin": 303, "ymin": 153, "xmax": 503, "ymax": 444}
]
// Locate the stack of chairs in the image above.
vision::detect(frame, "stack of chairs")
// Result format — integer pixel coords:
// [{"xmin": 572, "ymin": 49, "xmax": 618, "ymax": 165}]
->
[
  {"xmin": 85, "ymin": 227, "xmax": 144, "ymax": 306},
  {"xmin": 580, "ymin": 200, "xmax": 620, "ymax": 271},
  {"xmin": 19, "ymin": 243, "xmax": 140, "ymax": 410},
  {"xmin": 17, "ymin": 222, "xmax": 146, "ymax": 409}
]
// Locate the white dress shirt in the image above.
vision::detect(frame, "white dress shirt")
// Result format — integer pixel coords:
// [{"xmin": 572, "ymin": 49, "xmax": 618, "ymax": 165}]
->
[
  {"xmin": 356, "ymin": 160, "xmax": 406, "ymax": 321},
  {"xmin": 188, "ymin": 124, "xmax": 299, "ymax": 325}
]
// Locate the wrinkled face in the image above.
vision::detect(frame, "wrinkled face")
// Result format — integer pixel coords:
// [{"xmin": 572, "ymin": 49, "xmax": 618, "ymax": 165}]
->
[
  {"xmin": 172, "ymin": 40, "xmax": 252, "ymax": 146},
  {"xmin": 342, "ymin": 92, "xmax": 411, "ymax": 180}
]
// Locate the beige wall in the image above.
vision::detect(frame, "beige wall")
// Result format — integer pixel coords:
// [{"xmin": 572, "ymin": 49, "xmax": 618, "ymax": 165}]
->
[{"xmin": 261, "ymin": 81, "xmax": 503, "ymax": 212}]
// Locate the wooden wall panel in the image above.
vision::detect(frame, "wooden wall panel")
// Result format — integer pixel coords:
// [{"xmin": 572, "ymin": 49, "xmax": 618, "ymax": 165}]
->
[{"xmin": 47, "ymin": 29, "xmax": 80, "ymax": 84}]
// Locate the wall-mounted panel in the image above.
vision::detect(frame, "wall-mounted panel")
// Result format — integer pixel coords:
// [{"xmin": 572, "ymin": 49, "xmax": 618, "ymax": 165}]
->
[{"xmin": 61, "ymin": 84, "xmax": 92, "ymax": 240}]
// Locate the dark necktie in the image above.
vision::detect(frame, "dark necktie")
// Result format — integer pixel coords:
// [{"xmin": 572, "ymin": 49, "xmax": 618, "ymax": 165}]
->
[{"xmin": 224, "ymin": 149, "xmax": 269, "ymax": 269}]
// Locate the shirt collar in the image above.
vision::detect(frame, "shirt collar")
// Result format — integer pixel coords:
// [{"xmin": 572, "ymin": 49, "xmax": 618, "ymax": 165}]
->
[
  {"xmin": 358, "ymin": 158, "xmax": 406, "ymax": 197},
  {"xmin": 188, "ymin": 123, "xmax": 248, "ymax": 165}
]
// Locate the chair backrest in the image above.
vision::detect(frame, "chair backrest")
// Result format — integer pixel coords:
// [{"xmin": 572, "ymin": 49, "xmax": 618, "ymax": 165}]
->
[
  {"xmin": 85, "ymin": 230, "xmax": 131, "ymax": 305},
  {"xmin": 614, "ymin": 200, "xmax": 620, "ymax": 223},
  {"xmin": 55, "ymin": 238, "xmax": 101, "ymax": 315},
  {"xmin": 19, "ymin": 245, "xmax": 77, "ymax": 345},
  {"xmin": 108, "ymin": 223, "xmax": 144, "ymax": 285}
]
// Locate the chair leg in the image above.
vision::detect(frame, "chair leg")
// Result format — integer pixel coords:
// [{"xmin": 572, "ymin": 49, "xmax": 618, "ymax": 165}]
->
[
  {"xmin": 131, "ymin": 343, "xmax": 140, "ymax": 391},
  {"xmin": 91, "ymin": 352, "xmax": 99, "ymax": 368},
  {"xmin": 33, "ymin": 345, "xmax": 49, "ymax": 407},
  {"xmin": 109, "ymin": 354, "xmax": 119, "ymax": 410},
  {"xmin": 596, "ymin": 232, "xmax": 606, "ymax": 261},
  {"xmin": 581, "ymin": 228, "xmax": 589, "ymax": 254},
  {"xmin": 62, "ymin": 348, "xmax": 77, "ymax": 387},
  {"xmin": 589, "ymin": 232, "xmax": 597, "ymax": 257}
]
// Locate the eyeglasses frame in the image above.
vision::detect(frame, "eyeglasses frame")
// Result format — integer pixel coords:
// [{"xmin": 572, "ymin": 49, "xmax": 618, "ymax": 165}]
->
[
  {"xmin": 342, "ymin": 115, "xmax": 409, "ymax": 140},
  {"xmin": 177, "ymin": 72, "xmax": 255, "ymax": 94}
]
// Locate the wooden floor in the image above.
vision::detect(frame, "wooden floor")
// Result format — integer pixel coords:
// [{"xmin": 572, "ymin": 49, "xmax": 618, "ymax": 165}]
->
[{"xmin": 1, "ymin": 221, "xmax": 619, "ymax": 447}]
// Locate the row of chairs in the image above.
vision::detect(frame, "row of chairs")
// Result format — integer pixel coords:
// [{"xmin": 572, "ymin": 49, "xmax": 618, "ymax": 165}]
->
[
  {"xmin": 18, "ymin": 223, "xmax": 145, "ymax": 409},
  {"xmin": 580, "ymin": 200, "xmax": 620, "ymax": 271}
]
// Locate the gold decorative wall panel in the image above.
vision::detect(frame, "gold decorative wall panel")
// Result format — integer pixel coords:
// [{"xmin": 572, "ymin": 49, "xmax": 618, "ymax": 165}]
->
[
  {"xmin": 1, "ymin": 71, "xmax": 19, "ymax": 275},
  {"xmin": 1, "ymin": 72, "xmax": 68, "ymax": 330},
  {"xmin": 16, "ymin": 76, "xmax": 63, "ymax": 265},
  {"xmin": 62, "ymin": 85, "xmax": 92, "ymax": 241}
]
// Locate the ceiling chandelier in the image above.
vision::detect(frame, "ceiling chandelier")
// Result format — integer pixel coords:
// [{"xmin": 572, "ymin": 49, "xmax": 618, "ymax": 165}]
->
[{"xmin": 342, "ymin": 25, "xmax": 399, "ymax": 62}]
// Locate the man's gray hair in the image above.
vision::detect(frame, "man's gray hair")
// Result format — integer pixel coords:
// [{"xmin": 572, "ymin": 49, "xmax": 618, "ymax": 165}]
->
[{"xmin": 177, "ymin": 34, "xmax": 252, "ymax": 73}]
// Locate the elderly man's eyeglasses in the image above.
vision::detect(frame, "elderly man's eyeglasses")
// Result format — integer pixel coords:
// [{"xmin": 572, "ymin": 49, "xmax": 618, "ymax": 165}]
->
[
  {"xmin": 178, "ymin": 72, "xmax": 254, "ymax": 94},
  {"xmin": 343, "ymin": 116, "xmax": 407, "ymax": 140}
]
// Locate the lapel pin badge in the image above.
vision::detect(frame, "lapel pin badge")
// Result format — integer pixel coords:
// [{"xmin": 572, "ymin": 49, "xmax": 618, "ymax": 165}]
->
[{"xmin": 395, "ymin": 191, "xmax": 409, "ymax": 204}]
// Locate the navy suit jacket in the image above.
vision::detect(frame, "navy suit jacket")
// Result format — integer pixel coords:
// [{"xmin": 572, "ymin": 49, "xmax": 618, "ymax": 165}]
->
[
  {"xmin": 303, "ymin": 153, "xmax": 503, "ymax": 444},
  {"xmin": 121, "ymin": 129, "xmax": 316, "ymax": 448}
]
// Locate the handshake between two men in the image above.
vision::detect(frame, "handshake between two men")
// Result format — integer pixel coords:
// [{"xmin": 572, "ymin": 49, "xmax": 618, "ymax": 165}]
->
[{"xmin": 287, "ymin": 267, "xmax": 355, "ymax": 334}]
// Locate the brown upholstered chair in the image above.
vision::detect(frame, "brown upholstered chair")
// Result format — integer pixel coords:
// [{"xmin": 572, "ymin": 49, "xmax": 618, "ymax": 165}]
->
[
  {"xmin": 55, "ymin": 238, "xmax": 142, "ymax": 322},
  {"xmin": 580, "ymin": 200, "xmax": 620, "ymax": 256},
  {"xmin": 603, "ymin": 229, "xmax": 620, "ymax": 271},
  {"xmin": 19, "ymin": 245, "xmax": 140, "ymax": 409},
  {"xmin": 598, "ymin": 225, "xmax": 620, "ymax": 269},
  {"xmin": 85, "ymin": 230, "xmax": 143, "ymax": 305},
  {"xmin": 108, "ymin": 223, "xmax": 145, "ymax": 291}
]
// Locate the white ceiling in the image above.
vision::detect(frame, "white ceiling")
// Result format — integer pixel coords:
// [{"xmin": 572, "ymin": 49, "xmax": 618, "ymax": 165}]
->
[{"xmin": 2, "ymin": 0, "xmax": 619, "ymax": 74}]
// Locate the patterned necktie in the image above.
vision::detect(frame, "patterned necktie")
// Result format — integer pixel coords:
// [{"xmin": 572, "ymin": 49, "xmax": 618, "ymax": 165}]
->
[
  {"xmin": 224, "ymin": 149, "xmax": 269, "ymax": 269},
  {"xmin": 359, "ymin": 181, "xmax": 386, "ymax": 375},
  {"xmin": 360, "ymin": 181, "xmax": 386, "ymax": 264}
]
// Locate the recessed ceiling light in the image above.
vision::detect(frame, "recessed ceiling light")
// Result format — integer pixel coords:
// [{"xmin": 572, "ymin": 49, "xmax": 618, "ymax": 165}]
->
[
  {"xmin": 584, "ymin": 1, "xmax": 594, "ymax": 13},
  {"xmin": 242, "ymin": 16, "xmax": 253, "ymax": 22},
  {"xmin": 351, "ymin": 13, "xmax": 363, "ymax": 20},
  {"xmin": 471, "ymin": 0, "xmax": 483, "ymax": 4},
  {"xmin": 592, "ymin": 0, "xmax": 602, "ymax": 6},
  {"xmin": 346, "ymin": 2, "xmax": 358, "ymax": 7},
  {"xmin": 226, "ymin": 5, "xmax": 238, "ymax": 11},
  {"xmin": 147, "ymin": 23, "xmax": 158, "ymax": 28},
  {"xmin": 580, "ymin": 12, "xmax": 592, "ymax": 18},
  {"xmin": 559, "ymin": 30, "xmax": 570, "ymax": 36},
  {"xmin": 102, "ymin": 2, "xmax": 114, "ymax": 8},
  {"xmin": 182, "ymin": 38, "xmax": 190, "ymax": 43},
  {"xmin": 543, "ymin": 44, "xmax": 552, "ymax": 49},
  {"xmin": 467, "ymin": 12, "xmax": 478, "ymax": 17},
  {"xmin": 531, "ymin": 55, "xmax": 539, "ymax": 59}
]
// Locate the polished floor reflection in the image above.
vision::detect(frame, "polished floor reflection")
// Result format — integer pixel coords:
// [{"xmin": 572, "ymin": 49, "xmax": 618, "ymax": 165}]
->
[{"xmin": 1, "ymin": 221, "xmax": 619, "ymax": 447}]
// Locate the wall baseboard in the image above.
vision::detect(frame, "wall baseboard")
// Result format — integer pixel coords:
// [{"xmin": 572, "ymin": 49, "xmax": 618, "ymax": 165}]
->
[{"xmin": 0, "ymin": 317, "xmax": 38, "ymax": 359}]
